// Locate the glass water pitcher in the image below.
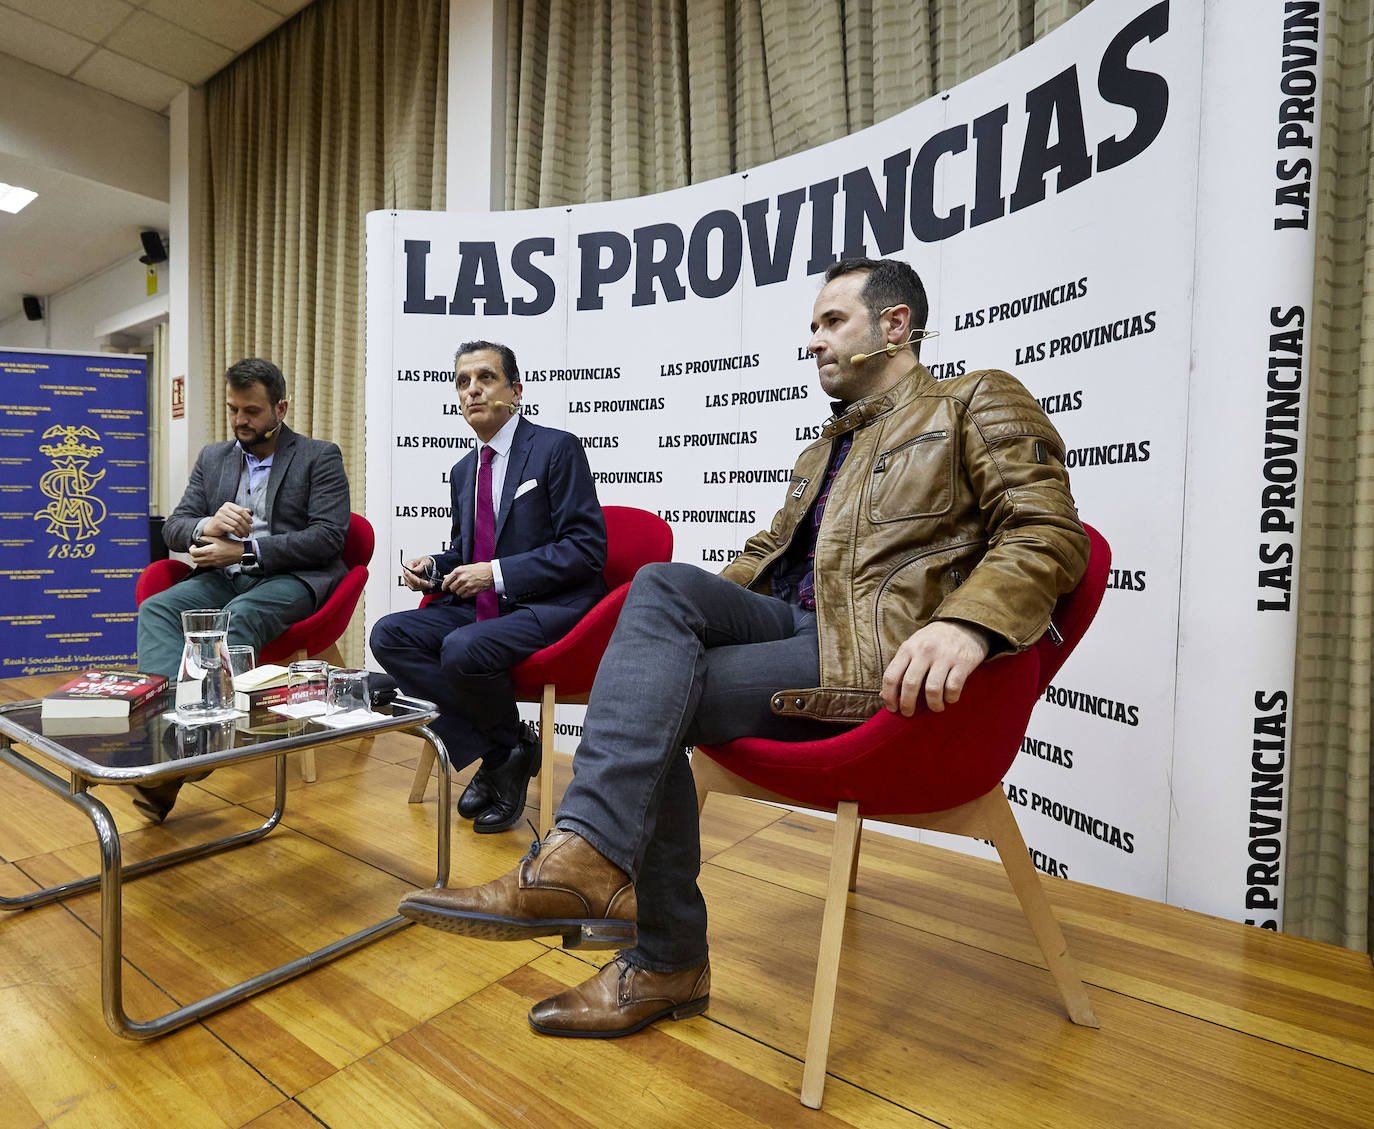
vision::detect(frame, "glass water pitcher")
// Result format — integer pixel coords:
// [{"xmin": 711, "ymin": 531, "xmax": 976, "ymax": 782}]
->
[{"xmin": 175, "ymin": 608, "xmax": 238, "ymax": 722}]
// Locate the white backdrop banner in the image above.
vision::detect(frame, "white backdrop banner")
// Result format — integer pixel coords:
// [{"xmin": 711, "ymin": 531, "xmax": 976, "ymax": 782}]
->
[{"xmin": 365, "ymin": 0, "xmax": 1321, "ymax": 928}]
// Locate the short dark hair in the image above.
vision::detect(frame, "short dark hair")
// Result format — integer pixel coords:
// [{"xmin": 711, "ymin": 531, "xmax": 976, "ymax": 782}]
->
[
  {"xmin": 824, "ymin": 258, "xmax": 929, "ymax": 354},
  {"xmin": 226, "ymin": 358, "xmax": 287, "ymax": 404},
  {"xmin": 455, "ymin": 340, "xmax": 519, "ymax": 386}
]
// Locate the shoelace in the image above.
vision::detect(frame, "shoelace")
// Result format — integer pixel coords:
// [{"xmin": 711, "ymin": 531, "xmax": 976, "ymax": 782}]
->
[
  {"xmin": 517, "ymin": 830, "xmax": 634, "ymax": 986},
  {"xmin": 522, "ymin": 818, "xmax": 542, "ymax": 861}
]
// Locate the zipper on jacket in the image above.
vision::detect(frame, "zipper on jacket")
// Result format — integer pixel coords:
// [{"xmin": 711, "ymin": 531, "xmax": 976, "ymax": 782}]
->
[
  {"xmin": 872, "ymin": 538, "xmax": 982, "ymax": 659},
  {"xmin": 946, "ymin": 563, "xmax": 1062, "ymax": 645},
  {"xmin": 873, "ymin": 429, "xmax": 947, "ymax": 473}
]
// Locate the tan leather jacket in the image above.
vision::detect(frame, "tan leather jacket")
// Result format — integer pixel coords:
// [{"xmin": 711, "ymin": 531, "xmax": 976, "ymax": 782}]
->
[{"xmin": 720, "ymin": 362, "xmax": 1089, "ymax": 723}]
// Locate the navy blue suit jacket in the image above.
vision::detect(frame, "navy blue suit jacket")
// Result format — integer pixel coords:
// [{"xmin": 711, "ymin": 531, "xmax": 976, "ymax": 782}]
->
[{"xmin": 431, "ymin": 415, "xmax": 607, "ymax": 637}]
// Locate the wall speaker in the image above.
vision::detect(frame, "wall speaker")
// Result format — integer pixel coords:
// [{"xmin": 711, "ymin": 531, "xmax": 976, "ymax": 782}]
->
[
  {"xmin": 138, "ymin": 230, "xmax": 168, "ymax": 264},
  {"xmin": 22, "ymin": 295, "xmax": 42, "ymax": 321}
]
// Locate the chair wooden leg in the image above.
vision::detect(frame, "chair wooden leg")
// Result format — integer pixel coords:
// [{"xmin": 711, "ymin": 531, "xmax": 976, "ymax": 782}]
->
[
  {"xmin": 693, "ymin": 750, "xmax": 715, "ymax": 814},
  {"xmin": 982, "ymin": 789, "xmax": 1099, "ymax": 1028},
  {"xmin": 691, "ymin": 752, "xmax": 799, "ymax": 814},
  {"xmin": 848, "ymin": 818, "xmax": 862, "ymax": 893},
  {"xmin": 538, "ymin": 683, "xmax": 556, "ymax": 837},
  {"xmin": 409, "ymin": 742, "xmax": 437, "ymax": 803},
  {"xmin": 800, "ymin": 800, "xmax": 861, "ymax": 1109}
]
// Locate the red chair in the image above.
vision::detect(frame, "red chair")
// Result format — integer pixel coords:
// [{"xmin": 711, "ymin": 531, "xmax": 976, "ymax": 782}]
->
[
  {"xmin": 408, "ymin": 505, "xmax": 673, "ymax": 834},
  {"xmin": 136, "ymin": 512, "xmax": 375, "ymax": 781},
  {"xmin": 693, "ymin": 523, "xmax": 1110, "ymax": 1108}
]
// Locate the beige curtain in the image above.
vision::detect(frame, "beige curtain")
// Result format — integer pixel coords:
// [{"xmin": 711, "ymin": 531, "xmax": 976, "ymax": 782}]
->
[
  {"xmin": 1285, "ymin": 0, "xmax": 1374, "ymax": 954},
  {"xmin": 505, "ymin": 0, "xmax": 1089, "ymax": 207},
  {"xmin": 200, "ymin": 0, "xmax": 449, "ymax": 663}
]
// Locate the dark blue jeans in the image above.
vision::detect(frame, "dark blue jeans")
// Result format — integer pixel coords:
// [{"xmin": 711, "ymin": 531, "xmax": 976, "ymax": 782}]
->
[{"xmin": 556, "ymin": 563, "xmax": 841, "ymax": 972}]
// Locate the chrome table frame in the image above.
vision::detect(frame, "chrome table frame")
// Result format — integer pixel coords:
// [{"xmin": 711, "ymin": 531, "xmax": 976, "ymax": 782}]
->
[{"xmin": 0, "ymin": 696, "xmax": 451, "ymax": 1040}]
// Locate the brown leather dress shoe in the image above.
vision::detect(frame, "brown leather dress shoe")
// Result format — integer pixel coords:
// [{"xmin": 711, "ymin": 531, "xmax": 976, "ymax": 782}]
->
[
  {"xmin": 528, "ymin": 955, "xmax": 710, "ymax": 1038},
  {"xmin": 397, "ymin": 829, "xmax": 637, "ymax": 949}
]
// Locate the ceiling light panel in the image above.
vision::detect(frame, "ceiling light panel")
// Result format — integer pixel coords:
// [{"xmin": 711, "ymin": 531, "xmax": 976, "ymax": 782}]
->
[{"xmin": 0, "ymin": 183, "xmax": 39, "ymax": 214}]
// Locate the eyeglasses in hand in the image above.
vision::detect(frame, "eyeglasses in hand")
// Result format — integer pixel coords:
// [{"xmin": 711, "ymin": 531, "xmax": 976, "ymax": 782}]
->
[{"xmin": 398, "ymin": 551, "xmax": 441, "ymax": 590}]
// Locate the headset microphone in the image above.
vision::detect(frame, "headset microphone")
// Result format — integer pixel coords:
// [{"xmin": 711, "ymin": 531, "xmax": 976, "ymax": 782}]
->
[
  {"xmin": 489, "ymin": 400, "xmax": 519, "ymax": 414},
  {"xmin": 850, "ymin": 329, "xmax": 939, "ymax": 365}
]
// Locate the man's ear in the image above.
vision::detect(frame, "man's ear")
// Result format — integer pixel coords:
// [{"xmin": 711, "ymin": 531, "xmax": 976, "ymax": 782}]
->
[
  {"xmin": 276, "ymin": 400, "xmax": 289, "ymax": 422},
  {"xmin": 886, "ymin": 303, "xmax": 912, "ymax": 345}
]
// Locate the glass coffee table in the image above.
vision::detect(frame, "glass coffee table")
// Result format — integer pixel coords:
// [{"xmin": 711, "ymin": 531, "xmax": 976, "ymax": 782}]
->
[{"xmin": 0, "ymin": 691, "xmax": 450, "ymax": 1040}]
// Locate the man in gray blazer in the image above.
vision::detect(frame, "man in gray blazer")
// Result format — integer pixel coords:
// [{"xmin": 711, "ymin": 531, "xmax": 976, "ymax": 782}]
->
[{"xmin": 134, "ymin": 358, "xmax": 350, "ymax": 817}]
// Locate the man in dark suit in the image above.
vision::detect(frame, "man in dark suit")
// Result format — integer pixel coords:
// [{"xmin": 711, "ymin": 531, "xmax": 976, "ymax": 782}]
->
[
  {"xmin": 370, "ymin": 340, "xmax": 606, "ymax": 834},
  {"xmin": 134, "ymin": 357, "xmax": 351, "ymax": 818}
]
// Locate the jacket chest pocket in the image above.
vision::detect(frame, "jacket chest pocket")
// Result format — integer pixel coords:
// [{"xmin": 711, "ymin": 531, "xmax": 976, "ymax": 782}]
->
[
  {"xmin": 868, "ymin": 429, "xmax": 954, "ymax": 523},
  {"xmin": 777, "ymin": 472, "xmax": 813, "ymax": 526}
]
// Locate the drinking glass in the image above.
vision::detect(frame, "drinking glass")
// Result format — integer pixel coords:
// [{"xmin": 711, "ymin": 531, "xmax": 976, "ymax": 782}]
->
[
  {"xmin": 176, "ymin": 608, "xmax": 237, "ymax": 721},
  {"xmin": 227, "ymin": 645, "xmax": 256, "ymax": 680},
  {"xmin": 286, "ymin": 660, "xmax": 329, "ymax": 706},
  {"xmin": 326, "ymin": 668, "xmax": 369, "ymax": 715}
]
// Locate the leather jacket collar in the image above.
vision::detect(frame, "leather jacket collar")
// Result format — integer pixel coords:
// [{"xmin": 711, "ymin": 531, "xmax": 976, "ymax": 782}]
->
[{"xmin": 819, "ymin": 363, "xmax": 928, "ymax": 438}]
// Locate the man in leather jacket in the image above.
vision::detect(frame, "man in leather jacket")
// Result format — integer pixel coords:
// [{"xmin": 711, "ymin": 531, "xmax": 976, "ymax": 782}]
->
[{"xmin": 395, "ymin": 257, "xmax": 1090, "ymax": 1039}]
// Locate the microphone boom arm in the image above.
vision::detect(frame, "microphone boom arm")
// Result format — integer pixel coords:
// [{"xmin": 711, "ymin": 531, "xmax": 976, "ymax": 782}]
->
[{"xmin": 850, "ymin": 328, "xmax": 940, "ymax": 365}]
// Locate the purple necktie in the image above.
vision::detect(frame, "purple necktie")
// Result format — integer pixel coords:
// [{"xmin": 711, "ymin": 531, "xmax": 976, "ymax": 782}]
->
[{"xmin": 474, "ymin": 446, "xmax": 499, "ymax": 620}]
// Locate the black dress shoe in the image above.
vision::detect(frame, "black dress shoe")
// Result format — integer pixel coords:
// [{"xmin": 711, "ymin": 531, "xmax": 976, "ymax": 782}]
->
[
  {"xmin": 132, "ymin": 780, "xmax": 183, "ymax": 823},
  {"xmin": 457, "ymin": 764, "xmax": 497, "ymax": 819},
  {"xmin": 473, "ymin": 724, "xmax": 541, "ymax": 834},
  {"xmin": 459, "ymin": 720, "xmax": 538, "ymax": 818}
]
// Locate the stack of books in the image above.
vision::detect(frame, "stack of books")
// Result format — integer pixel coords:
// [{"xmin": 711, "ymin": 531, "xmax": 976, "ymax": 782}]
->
[{"xmin": 232, "ymin": 664, "xmax": 292, "ymax": 711}]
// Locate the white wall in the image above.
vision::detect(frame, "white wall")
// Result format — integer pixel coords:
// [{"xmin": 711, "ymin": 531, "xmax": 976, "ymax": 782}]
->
[
  {"xmin": 166, "ymin": 86, "xmax": 205, "ymax": 509},
  {"xmin": 0, "ymin": 252, "xmax": 167, "ymax": 352},
  {"xmin": 0, "ymin": 308, "xmax": 47, "ymax": 349},
  {"xmin": 448, "ymin": 0, "xmax": 506, "ymax": 210}
]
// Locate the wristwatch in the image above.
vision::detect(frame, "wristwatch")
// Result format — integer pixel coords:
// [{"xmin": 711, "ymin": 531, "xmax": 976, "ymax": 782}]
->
[{"xmin": 240, "ymin": 544, "xmax": 258, "ymax": 569}]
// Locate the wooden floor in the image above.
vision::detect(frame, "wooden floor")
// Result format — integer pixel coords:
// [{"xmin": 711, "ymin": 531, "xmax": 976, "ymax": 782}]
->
[{"xmin": 2, "ymin": 673, "xmax": 1372, "ymax": 1129}]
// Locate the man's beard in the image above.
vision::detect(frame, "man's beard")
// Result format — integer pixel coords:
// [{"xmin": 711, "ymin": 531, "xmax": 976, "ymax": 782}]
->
[
  {"xmin": 237, "ymin": 423, "xmax": 275, "ymax": 450},
  {"xmin": 820, "ymin": 325, "xmax": 886, "ymax": 398}
]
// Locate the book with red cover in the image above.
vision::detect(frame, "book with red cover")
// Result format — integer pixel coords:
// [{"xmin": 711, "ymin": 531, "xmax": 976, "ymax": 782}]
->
[
  {"xmin": 234, "ymin": 683, "xmax": 292, "ymax": 712},
  {"xmin": 40, "ymin": 670, "xmax": 169, "ymax": 719}
]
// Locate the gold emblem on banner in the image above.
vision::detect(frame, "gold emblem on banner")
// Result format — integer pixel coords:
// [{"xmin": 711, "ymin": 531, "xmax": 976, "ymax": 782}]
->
[{"xmin": 35, "ymin": 425, "xmax": 107, "ymax": 544}]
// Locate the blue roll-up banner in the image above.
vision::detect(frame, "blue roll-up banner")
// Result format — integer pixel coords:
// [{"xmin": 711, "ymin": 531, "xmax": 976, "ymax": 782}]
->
[{"xmin": 0, "ymin": 349, "xmax": 149, "ymax": 675}]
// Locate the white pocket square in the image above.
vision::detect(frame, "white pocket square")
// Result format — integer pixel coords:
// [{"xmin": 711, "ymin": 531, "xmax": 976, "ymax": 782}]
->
[{"xmin": 513, "ymin": 478, "xmax": 538, "ymax": 500}]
